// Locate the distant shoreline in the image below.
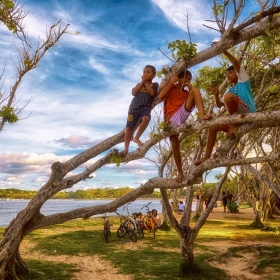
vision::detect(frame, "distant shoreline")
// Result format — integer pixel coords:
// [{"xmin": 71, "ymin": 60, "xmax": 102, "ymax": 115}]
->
[
  {"xmin": 0, "ymin": 199, "xmax": 163, "ymax": 227},
  {"xmin": 0, "ymin": 197, "xmax": 161, "ymax": 201}
]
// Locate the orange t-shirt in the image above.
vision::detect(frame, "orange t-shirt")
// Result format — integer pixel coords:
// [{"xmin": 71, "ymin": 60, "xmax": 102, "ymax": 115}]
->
[{"xmin": 162, "ymin": 84, "xmax": 189, "ymax": 122}]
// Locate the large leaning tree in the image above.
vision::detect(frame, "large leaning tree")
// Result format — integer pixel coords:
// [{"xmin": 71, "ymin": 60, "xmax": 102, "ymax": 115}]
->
[{"xmin": 1, "ymin": 0, "xmax": 280, "ymax": 279}]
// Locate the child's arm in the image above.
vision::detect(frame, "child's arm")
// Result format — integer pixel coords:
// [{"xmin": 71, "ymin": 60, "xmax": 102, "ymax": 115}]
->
[
  {"xmin": 158, "ymin": 76, "xmax": 179, "ymax": 100},
  {"xmin": 211, "ymin": 86, "xmax": 224, "ymax": 108},
  {"xmin": 223, "ymin": 50, "xmax": 240, "ymax": 73},
  {"xmin": 144, "ymin": 82, "xmax": 157, "ymax": 97},
  {"xmin": 132, "ymin": 73, "xmax": 156, "ymax": 97},
  {"xmin": 132, "ymin": 82, "xmax": 144, "ymax": 96}
]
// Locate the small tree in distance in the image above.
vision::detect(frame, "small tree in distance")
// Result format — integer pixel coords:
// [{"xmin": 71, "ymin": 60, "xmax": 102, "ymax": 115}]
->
[{"xmin": 0, "ymin": 0, "xmax": 76, "ymax": 133}]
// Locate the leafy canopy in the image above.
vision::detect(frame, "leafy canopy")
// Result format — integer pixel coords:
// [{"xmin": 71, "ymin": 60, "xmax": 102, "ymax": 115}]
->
[{"xmin": 0, "ymin": 0, "xmax": 17, "ymax": 33}]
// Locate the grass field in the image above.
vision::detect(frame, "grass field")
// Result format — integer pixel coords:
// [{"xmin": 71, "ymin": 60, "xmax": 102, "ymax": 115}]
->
[{"xmin": 1, "ymin": 204, "xmax": 280, "ymax": 279}]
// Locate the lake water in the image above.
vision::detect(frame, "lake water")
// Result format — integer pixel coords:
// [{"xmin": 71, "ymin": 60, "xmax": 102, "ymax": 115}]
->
[{"xmin": 0, "ymin": 199, "xmax": 162, "ymax": 227}]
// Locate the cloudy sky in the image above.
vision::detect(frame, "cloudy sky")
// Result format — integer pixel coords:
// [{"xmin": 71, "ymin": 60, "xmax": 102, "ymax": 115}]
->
[{"xmin": 0, "ymin": 0, "xmax": 262, "ymax": 191}]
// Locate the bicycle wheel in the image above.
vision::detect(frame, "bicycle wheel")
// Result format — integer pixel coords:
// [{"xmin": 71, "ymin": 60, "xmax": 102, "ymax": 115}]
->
[
  {"xmin": 124, "ymin": 220, "xmax": 135, "ymax": 231},
  {"xmin": 117, "ymin": 225, "xmax": 126, "ymax": 238},
  {"xmin": 127, "ymin": 228, "xmax": 137, "ymax": 242}
]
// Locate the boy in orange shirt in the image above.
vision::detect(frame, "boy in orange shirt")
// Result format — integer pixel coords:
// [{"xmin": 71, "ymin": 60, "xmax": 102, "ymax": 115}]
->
[{"xmin": 158, "ymin": 70, "xmax": 211, "ymax": 182}]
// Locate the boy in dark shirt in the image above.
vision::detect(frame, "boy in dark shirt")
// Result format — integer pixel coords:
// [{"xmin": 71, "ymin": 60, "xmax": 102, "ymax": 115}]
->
[{"xmin": 120, "ymin": 65, "xmax": 158, "ymax": 155}]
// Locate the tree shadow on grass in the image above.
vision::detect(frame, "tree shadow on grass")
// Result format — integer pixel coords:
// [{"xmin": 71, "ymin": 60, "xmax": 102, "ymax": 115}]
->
[
  {"xmin": 23, "ymin": 259, "xmax": 80, "ymax": 280},
  {"xmin": 205, "ymin": 220, "xmax": 225, "ymax": 225},
  {"xmin": 30, "ymin": 230, "xmax": 120, "ymax": 256},
  {"xmin": 180, "ymin": 254, "xmax": 228, "ymax": 280}
]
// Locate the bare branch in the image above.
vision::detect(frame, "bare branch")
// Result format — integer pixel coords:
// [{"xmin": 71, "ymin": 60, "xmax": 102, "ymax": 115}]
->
[
  {"xmin": 230, "ymin": 5, "xmax": 280, "ymax": 34},
  {"xmin": 157, "ymin": 47, "xmax": 176, "ymax": 63}
]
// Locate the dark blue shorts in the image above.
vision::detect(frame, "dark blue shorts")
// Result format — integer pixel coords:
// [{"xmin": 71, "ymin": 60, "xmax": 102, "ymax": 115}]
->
[{"xmin": 126, "ymin": 108, "xmax": 151, "ymax": 128}]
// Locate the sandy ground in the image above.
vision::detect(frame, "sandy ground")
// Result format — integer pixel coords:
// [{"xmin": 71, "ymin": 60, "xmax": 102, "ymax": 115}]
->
[{"xmin": 20, "ymin": 207, "xmax": 279, "ymax": 280}]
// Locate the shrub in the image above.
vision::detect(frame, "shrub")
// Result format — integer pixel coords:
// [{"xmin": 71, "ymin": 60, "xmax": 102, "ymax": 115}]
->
[{"xmin": 227, "ymin": 201, "xmax": 239, "ymax": 213}]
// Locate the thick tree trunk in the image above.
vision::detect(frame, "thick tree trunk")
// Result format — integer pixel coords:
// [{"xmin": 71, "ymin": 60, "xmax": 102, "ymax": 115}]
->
[
  {"xmin": 179, "ymin": 230, "xmax": 195, "ymax": 266},
  {"xmin": 250, "ymin": 202, "xmax": 265, "ymax": 228},
  {"xmin": 251, "ymin": 210, "xmax": 265, "ymax": 228},
  {"xmin": 5, "ymin": 249, "xmax": 29, "ymax": 280}
]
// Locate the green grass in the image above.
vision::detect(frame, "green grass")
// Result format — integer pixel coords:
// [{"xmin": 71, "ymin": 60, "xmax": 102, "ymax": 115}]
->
[
  {"xmin": 238, "ymin": 202, "xmax": 253, "ymax": 209},
  {"xmin": 23, "ymin": 260, "xmax": 80, "ymax": 280},
  {"xmin": 1, "ymin": 208, "xmax": 280, "ymax": 280}
]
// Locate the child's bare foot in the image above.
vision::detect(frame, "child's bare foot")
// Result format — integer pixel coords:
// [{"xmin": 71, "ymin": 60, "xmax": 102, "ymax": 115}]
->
[
  {"xmin": 201, "ymin": 114, "xmax": 212, "ymax": 121},
  {"xmin": 133, "ymin": 138, "xmax": 143, "ymax": 147},
  {"xmin": 227, "ymin": 124, "xmax": 238, "ymax": 138},
  {"xmin": 120, "ymin": 149, "xmax": 128, "ymax": 155},
  {"xmin": 175, "ymin": 172, "xmax": 183, "ymax": 183},
  {"xmin": 194, "ymin": 157, "xmax": 208, "ymax": 165}
]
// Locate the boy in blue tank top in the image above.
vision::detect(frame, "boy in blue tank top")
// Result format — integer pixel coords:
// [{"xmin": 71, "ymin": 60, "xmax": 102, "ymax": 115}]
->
[{"xmin": 194, "ymin": 49, "xmax": 256, "ymax": 165}]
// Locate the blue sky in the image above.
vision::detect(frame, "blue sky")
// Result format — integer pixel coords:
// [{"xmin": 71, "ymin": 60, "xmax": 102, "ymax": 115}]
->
[{"xmin": 0, "ymin": 0, "xmax": 263, "ymax": 191}]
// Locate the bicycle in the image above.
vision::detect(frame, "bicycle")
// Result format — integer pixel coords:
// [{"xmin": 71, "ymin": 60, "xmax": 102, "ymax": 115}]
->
[
  {"xmin": 115, "ymin": 211, "xmax": 137, "ymax": 242},
  {"xmin": 122, "ymin": 203, "xmax": 144, "ymax": 238},
  {"xmin": 101, "ymin": 213, "xmax": 111, "ymax": 243},
  {"xmin": 141, "ymin": 202, "xmax": 157, "ymax": 239},
  {"xmin": 121, "ymin": 203, "xmax": 136, "ymax": 231},
  {"xmin": 132, "ymin": 212, "xmax": 144, "ymax": 239}
]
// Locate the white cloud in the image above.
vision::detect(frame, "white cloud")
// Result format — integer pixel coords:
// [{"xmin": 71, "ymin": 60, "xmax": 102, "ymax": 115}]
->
[
  {"xmin": 89, "ymin": 57, "xmax": 110, "ymax": 75},
  {"xmin": 134, "ymin": 170, "xmax": 155, "ymax": 175},
  {"xmin": 0, "ymin": 152, "xmax": 70, "ymax": 175},
  {"xmin": 54, "ymin": 135, "xmax": 103, "ymax": 148},
  {"xmin": 33, "ymin": 177, "xmax": 46, "ymax": 183},
  {"xmin": 151, "ymin": 0, "xmax": 215, "ymax": 33},
  {"xmin": 2, "ymin": 175, "xmax": 26, "ymax": 182}
]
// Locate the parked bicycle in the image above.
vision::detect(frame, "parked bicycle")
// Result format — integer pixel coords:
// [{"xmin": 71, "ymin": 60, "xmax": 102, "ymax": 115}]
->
[
  {"xmin": 122, "ymin": 203, "xmax": 145, "ymax": 239},
  {"xmin": 101, "ymin": 213, "xmax": 111, "ymax": 243},
  {"xmin": 121, "ymin": 203, "xmax": 136, "ymax": 230},
  {"xmin": 141, "ymin": 202, "xmax": 157, "ymax": 239},
  {"xmin": 115, "ymin": 211, "xmax": 137, "ymax": 242},
  {"xmin": 132, "ymin": 212, "xmax": 144, "ymax": 239}
]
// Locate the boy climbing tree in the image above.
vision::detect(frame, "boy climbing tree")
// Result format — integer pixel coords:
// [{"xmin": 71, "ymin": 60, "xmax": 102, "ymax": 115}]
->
[
  {"xmin": 158, "ymin": 69, "xmax": 211, "ymax": 182},
  {"xmin": 194, "ymin": 49, "xmax": 256, "ymax": 165}
]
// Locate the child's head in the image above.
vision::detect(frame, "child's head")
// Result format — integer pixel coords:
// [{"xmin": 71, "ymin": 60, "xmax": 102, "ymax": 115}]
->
[
  {"xmin": 226, "ymin": 65, "xmax": 238, "ymax": 84},
  {"xmin": 145, "ymin": 65, "xmax": 156, "ymax": 74},
  {"xmin": 143, "ymin": 65, "xmax": 156, "ymax": 81},
  {"xmin": 178, "ymin": 69, "xmax": 192, "ymax": 81},
  {"xmin": 152, "ymin": 209, "xmax": 157, "ymax": 216}
]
